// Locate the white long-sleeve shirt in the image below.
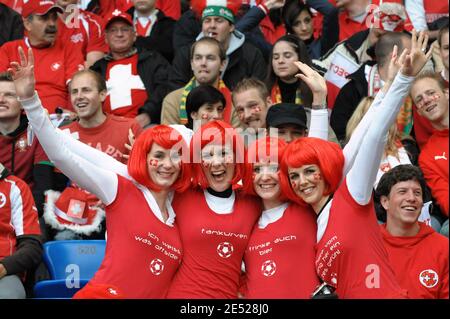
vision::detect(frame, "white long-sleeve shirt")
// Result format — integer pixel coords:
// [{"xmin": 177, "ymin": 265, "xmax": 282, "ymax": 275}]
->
[{"xmin": 317, "ymin": 72, "xmax": 415, "ymax": 242}]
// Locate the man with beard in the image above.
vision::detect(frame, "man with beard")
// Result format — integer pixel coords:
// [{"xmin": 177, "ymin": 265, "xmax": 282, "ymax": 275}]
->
[{"xmin": 0, "ymin": 0, "xmax": 84, "ymax": 115}]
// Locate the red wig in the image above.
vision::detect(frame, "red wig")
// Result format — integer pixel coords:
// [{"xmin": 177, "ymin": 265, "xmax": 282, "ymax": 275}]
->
[
  {"xmin": 190, "ymin": 120, "xmax": 245, "ymax": 189},
  {"xmin": 279, "ymin": 137, "xmax": 344, "ymax": 205},
  {"xmin": 191, "ymin": 0, "xmax": 242, "ymax": 18},
  {"xmin": 127, "ymin": 125, "xmax": 191, "ymax": 193},
  {"xmin": 242, "ymin": 137, "xmax": 288, "ymax": 202}
]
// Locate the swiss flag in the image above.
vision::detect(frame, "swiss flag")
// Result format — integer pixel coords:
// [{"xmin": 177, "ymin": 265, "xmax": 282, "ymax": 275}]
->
[
  {"xmin": 67, "ymin": 199, "xmax": 86, "ymax": 219},
  {"xmin": 324, "ymin": 50, "xmax": 359, "ymax": 108}
]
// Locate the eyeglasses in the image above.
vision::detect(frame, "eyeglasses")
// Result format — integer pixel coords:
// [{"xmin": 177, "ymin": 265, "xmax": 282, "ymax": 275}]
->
[{"xmin": 106, "ymin": 27, "xmax": 134, "ymax": 34}]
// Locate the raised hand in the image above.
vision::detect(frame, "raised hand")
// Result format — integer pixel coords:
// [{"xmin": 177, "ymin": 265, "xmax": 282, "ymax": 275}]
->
[
  {"xmin": 386, "ymin": 45, "xmax": 409, "ymax": 83},
  {"xmin": 293, "ymin": 61, "xmax": 327, "ymax": 105},
  {"xmin": 7, "ymin": 46, "xmax": 36, "ymax": 100},
  {"xmin": 400, "ymin": 29, "xmax": 433, "ymax": 77}
]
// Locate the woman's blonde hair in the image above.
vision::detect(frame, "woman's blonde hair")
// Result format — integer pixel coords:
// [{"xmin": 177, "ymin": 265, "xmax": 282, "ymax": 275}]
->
[{"xmin": 345, "ymin": 96, "xmax": 400, "ymax": 157}]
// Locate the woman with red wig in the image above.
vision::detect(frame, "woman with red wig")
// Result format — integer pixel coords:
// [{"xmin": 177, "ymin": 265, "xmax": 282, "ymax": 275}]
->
[
  {"xmin": 239, "ymin": 62, "xmax": 330, "ymax": 298},
  {"xmin": 279, "ymin": 30, "xmax": 433, "ymax": 298},
  {"xmin": 240, "ymin": 136, "xmax": 319, "ymax": 298},
  {"xmin": 8, "ymin": 47, "xmax": 192, "ymax": 298},
  {"xmin": 166, "ymin": 120, "xmax": 261, "ymax": 298}
]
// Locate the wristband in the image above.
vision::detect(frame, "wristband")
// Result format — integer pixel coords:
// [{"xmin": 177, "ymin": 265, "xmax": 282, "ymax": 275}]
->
[{"xmin": 311, "ymin": 103, "xmax": 327, "ymax": 110}]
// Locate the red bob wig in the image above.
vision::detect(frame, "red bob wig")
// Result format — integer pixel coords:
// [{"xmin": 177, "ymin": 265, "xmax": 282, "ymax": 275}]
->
[
  {"xmin": 190, "ymin": 120, "xmax": 245, "ymax": 189},
  {"xmin": 242, "ymin": 137, "xmax": 288, "ymax": 202},
  {"xmin": 279, "ymin": 137, "xmax": 344, "ymax": 205},
  {"xmin": 127, "ymin": 125, "xmax": 191, "ymax": 193}
]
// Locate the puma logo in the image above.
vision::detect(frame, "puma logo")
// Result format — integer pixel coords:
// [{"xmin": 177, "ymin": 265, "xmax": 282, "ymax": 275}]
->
[{"xmin": 434, "ymin": 152, "xmax": 447, "ymax": 161}]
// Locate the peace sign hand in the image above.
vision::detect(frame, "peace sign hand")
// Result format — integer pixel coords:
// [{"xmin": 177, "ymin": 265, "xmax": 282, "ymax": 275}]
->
[
  {"xmin": 7, "ymin": 46, "xmax": 36, "ymax": 100},
  {"xmin": 400, "ymin": 30, "xmax": 433, "ymax": 77}
]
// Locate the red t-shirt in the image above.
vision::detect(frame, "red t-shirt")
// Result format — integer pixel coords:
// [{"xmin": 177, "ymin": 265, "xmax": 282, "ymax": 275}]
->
[
  {"xmin": 103, "ymin": 54, "xmax": 148, "ymax": 118},
  {"xmin": 0, "ymin": 175, "xmax": 40, "ymax": 260},
  {"xmin": 315, "ymin": 179, "xmax": 406, "ymax": 298},
  {"xmin": 61, "ymin": 114, "xmax": 142, "ymax": 164},
  {"xmin": 419, "ymin": 129, "xmax": 449, "ymax": 216},
  {"xmin": 167, "ymin": 188, "xmax": 261, "ymax": 298},
  {"xmin": 381, "ymin": 223, "xmax": 449, "ymax": 299},
  {"xmin": 0, "ymin": 125, "xmax": 49, "ymax": 188},
  {"xmin": 243, "ymin": 203, "xmax": 319, "ymax": 299},
  {"xmin": 0, "ymin": 38, "xmax": 84, "ymax": 113},
  {"xmin": 57, "ymin": 10, "xmax": 108, "ymax": 59},
  {"xmin": 76, "ymin": 175, "xmax": 183, "ymax": 298}
]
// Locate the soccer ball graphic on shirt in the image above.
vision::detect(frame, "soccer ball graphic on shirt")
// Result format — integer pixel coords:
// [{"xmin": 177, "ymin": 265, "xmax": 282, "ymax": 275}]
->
[
  {"xmin": 261, "ymin": 260, "xmax": 277, "ymax": 277},
  {"xmin": 217, "ymin": 242, "xmax": 234, "ymax": 258},
  {"xmin": 149, "ymin": 258, "xmax": 164, "ymax": 276}
]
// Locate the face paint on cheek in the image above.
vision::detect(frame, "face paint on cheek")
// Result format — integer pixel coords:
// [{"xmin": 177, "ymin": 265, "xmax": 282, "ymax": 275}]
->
[
  {"xmin": 225, "ymin": 154, "xmax": 234, "ymax": 163},
  {"xmin": 149, "ymin": 159, "xmax": 159, "ymax": 167},
  {"xmin": 202, "ymin": 160, "xmax": 211, "ymax": 168},
  {"xmin": 254, "ymin": 106, "xmax": 261, "ymax": 113},
  {"xmin": 431, "ymin": 94, "xmax": 441, "ymax": 102},
  {"xmin": 252, "ymin": 172, "xmax": 257, "ymax": 180},
  {"xmin": 313, "ymin": 172, "xmax": 322, "ymax": 181},
  {"xmin": 291, "ymin": 180, "xmax": 297, "ymax": 189},
  {"xmin": 201, "ymin": 113, "xmax": 209, "ymax": 120}
]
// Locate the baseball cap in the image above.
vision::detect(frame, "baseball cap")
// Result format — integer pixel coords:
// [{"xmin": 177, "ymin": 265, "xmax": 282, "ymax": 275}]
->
[
  {"xmin": 22, "ymin": 0, "xmax": 63, "ymax": 19},
  {"xmin": 104, "ymin": 10, "xmax": 133, "ymax": 30},
  {"xmin": 266, "ymin": 103, "xmax": 308, "ymax": 130}
]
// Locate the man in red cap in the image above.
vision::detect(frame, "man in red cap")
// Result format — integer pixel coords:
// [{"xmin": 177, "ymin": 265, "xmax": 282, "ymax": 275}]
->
[
  {"xmin": 90, "ymin": 10, "xmax": 170, "ymax": 127},
  {"xmin": 0, "ymin": 0, "xmax": 85, "ymax": 115}
]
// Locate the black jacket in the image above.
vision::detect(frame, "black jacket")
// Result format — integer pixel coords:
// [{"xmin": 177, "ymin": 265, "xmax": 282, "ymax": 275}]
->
[
  {"xmin": 172, "ymin": 9, "xmax": 201, "ymax": 50},
  {"xmin": 330, "ymin": 62, "xmax": 374, "ymax": 142},
  {"xmin": 91, "ymin": 48, "xmax": 171, "ymax": 124},
  {"xmin": 169, "ymin": 36, "xmax": 267, "ymax": 91},
  {"xmin": 126, "ymin": 7, "xmax": 176, "ymax": 63},
  {"xmin": 0, "ymin": 3, "xmax": 24, "ymax": 47}
]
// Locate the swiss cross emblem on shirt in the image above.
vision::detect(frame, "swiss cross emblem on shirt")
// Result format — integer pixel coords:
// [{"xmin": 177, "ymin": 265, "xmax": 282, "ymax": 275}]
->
[
  {"xmin": 67, "ymin": 199, "xmax": 86, "ymax": 219},
  {"xmin": 71, "ymin": 33, "xmax": 84, "ymax": 43},
  {"xmin": 419, "ymin": 269, "xmax": 439, "ymax": 288},
  {"xmin": 15, "ymin": 137, "xmax": 28, "ymax": 152},
  {"xmin": 51, "ymin": 62, "xmax": 62, "ymax": 71}
]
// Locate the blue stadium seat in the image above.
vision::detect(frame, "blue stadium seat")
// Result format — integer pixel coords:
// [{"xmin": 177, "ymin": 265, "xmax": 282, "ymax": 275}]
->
[{"xmin": 33, "ymin": 240, "xmax": 106, "ymax": 298}]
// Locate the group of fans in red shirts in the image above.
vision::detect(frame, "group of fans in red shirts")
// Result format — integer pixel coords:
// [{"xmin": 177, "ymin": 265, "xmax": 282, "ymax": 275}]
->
[{"xmin": 0, "ymin": 0, "xmax": 448, "ymax": 299}]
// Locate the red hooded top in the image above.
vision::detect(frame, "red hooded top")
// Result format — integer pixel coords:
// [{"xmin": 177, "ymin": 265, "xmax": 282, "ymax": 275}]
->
[{"xmin": 381, "ymin": 222, "xmax": 449, "ymax": 299}]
